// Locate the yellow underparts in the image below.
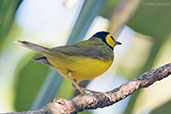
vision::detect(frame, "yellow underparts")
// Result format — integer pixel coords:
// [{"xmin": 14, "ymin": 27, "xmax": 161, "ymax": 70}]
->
[{"xmin": 44, "ymin": 53, "xmax": 113, "ymax": 82}]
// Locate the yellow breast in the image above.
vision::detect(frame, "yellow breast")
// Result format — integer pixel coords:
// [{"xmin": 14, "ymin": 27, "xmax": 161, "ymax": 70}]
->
[{"xmin": 44, "ymin": 53, "xmax": 113, "ymax": 82}]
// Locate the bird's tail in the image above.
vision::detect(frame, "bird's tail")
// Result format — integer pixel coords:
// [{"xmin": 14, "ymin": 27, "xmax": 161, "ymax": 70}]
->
[{"xmin": 16, "ymin": 40, "xmax": 52, "ymax": 54}]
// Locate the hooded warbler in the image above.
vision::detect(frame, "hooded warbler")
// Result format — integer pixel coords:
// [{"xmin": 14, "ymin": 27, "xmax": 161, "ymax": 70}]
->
[{"xmin": 17, "ymin": 31, "xmax": 121, "ymax": 94}]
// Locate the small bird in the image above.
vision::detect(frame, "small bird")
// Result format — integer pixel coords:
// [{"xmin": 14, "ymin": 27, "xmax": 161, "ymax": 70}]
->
[{"xmin": 17, "ymin": 31, "xmax": 121, "ymax": 94}]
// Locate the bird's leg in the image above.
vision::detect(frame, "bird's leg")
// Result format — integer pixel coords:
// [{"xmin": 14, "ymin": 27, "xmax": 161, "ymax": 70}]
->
[
  {"xmin": 78, "ymin": 87, "xmax": 99, "ymax": 94},
  {"xmin": 68, "ymin": 73, "xmax": 111, "ymax": 99},
  {"xmin": 68, "ymin": 73, "xmax": 84, "ymax": 94}
]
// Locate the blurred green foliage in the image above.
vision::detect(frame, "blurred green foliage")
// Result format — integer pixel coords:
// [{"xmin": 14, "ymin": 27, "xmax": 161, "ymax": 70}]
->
[
  {"xmin": 128, "ymin": 0, "xmax": 171, "ymax": 39},
  {"xmin": 99, "ymin": 0, "xmax": 120, "ymax": 19},
  {"xmin": 30, "ymin": 70, "xmax": 63, "ymax": 110},
  {"xmin": 128, "ymin": 0, "xmax": 171, "ymax": 74},
  {"xmin": 14, "ymin": 54, "xmax": 49, "ymax": 111},
  {"xmin": 124, "ymin": 1, "xmax": 171, "ymax": 113},
  {"xmin": 56, "ymin": 79, "xmax": 74, "ymax": 99},
  {"xmin": 150, "ymin": 100, "xmax": 171, "ymax": 114},
  {"xmin": 0, "ymin": 0, "xmax": 22, "ymax": 47}
]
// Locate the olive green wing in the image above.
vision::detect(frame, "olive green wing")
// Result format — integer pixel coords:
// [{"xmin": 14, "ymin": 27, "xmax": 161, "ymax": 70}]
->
[{"xmin": 51, "ymin": 38, "xmax": 114, "ymax": 60}]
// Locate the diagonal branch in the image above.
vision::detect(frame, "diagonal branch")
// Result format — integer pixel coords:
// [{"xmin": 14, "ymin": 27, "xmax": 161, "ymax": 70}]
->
[{"xmin": 3, "ymin": 63, "xmax": 171, "ymax": 114}]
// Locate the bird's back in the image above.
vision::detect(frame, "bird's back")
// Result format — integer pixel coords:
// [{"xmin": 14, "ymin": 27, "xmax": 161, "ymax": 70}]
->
[{"xmin": 51, "ymin": 38, "xmax": 114, "ymax": 60}]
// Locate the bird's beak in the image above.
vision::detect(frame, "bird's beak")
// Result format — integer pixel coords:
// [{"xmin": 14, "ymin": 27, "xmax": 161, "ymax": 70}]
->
[{"xmin": 115, "ymin": 41, "xmax": 122, "ymax": 45}]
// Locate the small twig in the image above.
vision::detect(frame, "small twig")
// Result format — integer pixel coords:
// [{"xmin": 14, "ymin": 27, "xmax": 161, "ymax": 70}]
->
[{"xmin": 2, "ymin": 63, "xmax": 171, "ymax": 114}]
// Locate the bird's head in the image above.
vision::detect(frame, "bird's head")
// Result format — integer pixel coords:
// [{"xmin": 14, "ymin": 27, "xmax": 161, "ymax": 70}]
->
[{"xmin": 92, "ymin": 31, "xmax": 121, "ymax": 50}]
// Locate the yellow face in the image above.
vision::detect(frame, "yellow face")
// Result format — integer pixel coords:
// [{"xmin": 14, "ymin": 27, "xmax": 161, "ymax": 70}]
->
[{"xmin": 105, "ymin": 33, "xmax": 115, "ymax": 48}]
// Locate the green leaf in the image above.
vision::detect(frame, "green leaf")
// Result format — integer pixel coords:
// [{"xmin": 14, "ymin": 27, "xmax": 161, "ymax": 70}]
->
[
  {"xmin": 14, "ymin": 54, "xmax": 49, "ymax": 111},
  {"xmin": 30, "ymin": 70, "xmax": 63, "ymax": 110},
  {"xmin": 0, "ymin": 0, "xmax": 22, "ymax": 48},
  {"xmin": 128, "ymin": 0, "xmax": 171, "ymax": 39},
  {"xmin": 56, "ymin": 79, "xmax": 74, "ymax": 99},
  {"xmin": 150, "ymin": 100, "xmax": 171, "ymax": 114},
  {"xmin": 123, "ymin": 90, "xmax": 141, "ymax": 114}
]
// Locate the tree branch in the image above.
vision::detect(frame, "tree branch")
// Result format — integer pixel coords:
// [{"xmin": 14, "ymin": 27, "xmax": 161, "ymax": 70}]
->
[{"xmin": 3, "ymin": 63, "xmax": 171, "ymax": 114}]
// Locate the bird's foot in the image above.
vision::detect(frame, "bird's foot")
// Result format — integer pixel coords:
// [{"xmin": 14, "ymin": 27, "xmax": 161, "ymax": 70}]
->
[{"xmin": 79, "ymin": 87, "xmax": 111, "ymax": 100}]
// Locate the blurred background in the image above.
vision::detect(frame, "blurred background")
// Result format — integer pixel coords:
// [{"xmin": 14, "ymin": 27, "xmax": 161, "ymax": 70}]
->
[{"xmin": 0, "ymin": 0, "xmax": 171, "ymax": 114}]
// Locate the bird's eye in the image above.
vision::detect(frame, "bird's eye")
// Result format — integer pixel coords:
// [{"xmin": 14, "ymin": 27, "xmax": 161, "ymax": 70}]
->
[{"xmin": 110, "ymin": 36, "xmax": 114, "ymax": 40}]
